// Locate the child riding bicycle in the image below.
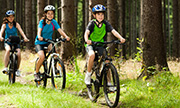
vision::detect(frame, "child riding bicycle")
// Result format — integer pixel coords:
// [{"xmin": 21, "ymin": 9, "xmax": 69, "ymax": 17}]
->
[
  {"xmin": 0, "ymin": 10, "xmax": 29, "ymax": 76},
  {"xmin": 34, "ymin": 5, "xmax": 70, "ymax": 81},
  {"xmin": 84, "ymin": 4, "xmax": 126, "ymax": 86}
]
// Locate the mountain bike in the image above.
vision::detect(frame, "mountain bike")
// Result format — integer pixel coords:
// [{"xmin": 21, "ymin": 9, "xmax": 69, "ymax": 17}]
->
[
  {"xmin": 3, "ymin": 36, "xmax": 24, "ymax": 84},
  {"xmin": 86, "ymin": 40, "xmax": 121, "ymax": 108},
  {"xmin": 34, "ymin": 37, "xmax": 66, "ymax": 90}
]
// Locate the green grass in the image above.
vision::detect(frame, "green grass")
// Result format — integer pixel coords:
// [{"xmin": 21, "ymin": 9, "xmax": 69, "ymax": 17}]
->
[
  {"xmin": 0, "ymin": 76, "xmax": 98, "ymax": 108},
  {"xmin": 1, "ymin": 51, "xmax": 180, "ymax": 108},
  {"xmin": 120, "ymin": 72, "xmax": 180, "ymax": 108}
]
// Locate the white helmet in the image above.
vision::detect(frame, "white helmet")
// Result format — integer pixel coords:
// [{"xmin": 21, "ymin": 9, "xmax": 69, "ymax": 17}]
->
[{"xmin": 44, "ymin": 5, "xmax": 55, "ymax": 13}]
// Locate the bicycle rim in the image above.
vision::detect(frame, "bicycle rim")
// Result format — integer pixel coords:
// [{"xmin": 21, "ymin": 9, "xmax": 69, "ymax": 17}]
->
[
  {"xmin": 9, "ymin": 54, "xmax": 16, "ymax": 84},
  {"xmin": 8, "ymin": 60, "xmax": 13, "ymax": 84},
  {"xmin": 51, "ymin": 57, "xmax": 66, "ymax": 90},
  {"xmin": 103, "ymin": 63, "xmax": 120, "ymax": 107}
]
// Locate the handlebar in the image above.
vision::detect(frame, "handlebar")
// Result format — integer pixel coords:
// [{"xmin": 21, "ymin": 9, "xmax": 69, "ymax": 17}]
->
[
  {"xmin": 38, "ymin": 37, "xmax": 67, "ymax": 43},
  {"xmin": 4, "ymin": 38, "xmax": 24, "ymax": 44},
  {"xmin": 86, "ymin": 40, "xmax": 121, "ymax": 46}
]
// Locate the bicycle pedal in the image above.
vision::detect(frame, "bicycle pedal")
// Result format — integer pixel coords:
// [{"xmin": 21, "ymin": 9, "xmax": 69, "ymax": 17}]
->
[{"xmin": 37, "ymin": 81, "xmax": 40, "ymax": 85}]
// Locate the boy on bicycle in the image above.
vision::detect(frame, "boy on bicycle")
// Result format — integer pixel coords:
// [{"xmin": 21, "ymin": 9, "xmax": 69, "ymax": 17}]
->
[{"xmin": 84, "ymin": 4, "xmax": 125, "ymax": 86}]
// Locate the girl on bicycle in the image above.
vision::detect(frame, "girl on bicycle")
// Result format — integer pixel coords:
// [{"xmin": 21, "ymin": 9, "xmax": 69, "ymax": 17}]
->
[
  {"xmin": 0, "ymin": 10, "xmax": 29, "ymax": 76},
  {"xmin": 34, "ymin": 5, "xmax": 70, "ymax": 80},
  {"xmin": 84, "ymin": 4, "xmax": 125, "ymax": 86}
]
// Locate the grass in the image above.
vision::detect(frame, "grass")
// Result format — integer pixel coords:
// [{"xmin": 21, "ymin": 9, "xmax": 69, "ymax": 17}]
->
[{"xmin": 0, "ymin": 51, "xmax": 180, "ymax": 107}]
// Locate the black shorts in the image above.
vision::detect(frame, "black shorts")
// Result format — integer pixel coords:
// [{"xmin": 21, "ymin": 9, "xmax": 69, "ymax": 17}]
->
[
  {"xmin": 85, "ymin": 45, "xmax": 104, "ymax": 56},
  {"xmin": 4, "ymin": 42, "xmax": 20, "ymax": 49},
  {"xmin": 35, "ymin": 44, "xmax": 50, "ymax": 52}
]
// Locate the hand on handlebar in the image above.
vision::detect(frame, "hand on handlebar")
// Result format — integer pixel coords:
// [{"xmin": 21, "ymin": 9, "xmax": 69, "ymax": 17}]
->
[
  {"xmin": 66, "ymin": 36, "xmax": 70, "ymax": 41},
  {"xmin": 0, "ymin": 37, "xmax": 4, "ymax": 42},
  {"xmin": 86, "ymin": 40, "xmax": 92, "ymax": 45},
  {"xmin": 38, "ymin": 36, "xmax": 43, "ymax": 41},
  {"xmin": 24, "ymin": 38, "xmax": 30, "ymax": 42},
  {"xmin": 120, "ymin": 38, "xmax": 126, "ymax": 43}
]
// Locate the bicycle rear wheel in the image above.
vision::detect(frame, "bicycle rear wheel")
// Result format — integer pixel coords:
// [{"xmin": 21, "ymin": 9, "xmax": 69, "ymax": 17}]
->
[
  {"xmin": 9, "ymin": 54, "xmax": 17, "ymax": 84},
  {"xmin": 51, "ymin": 57, "xmax": 66, "ymax": 90},
  {"xmin": 103, "ymin": 63, "xmax": 120, "ymax": 107}
]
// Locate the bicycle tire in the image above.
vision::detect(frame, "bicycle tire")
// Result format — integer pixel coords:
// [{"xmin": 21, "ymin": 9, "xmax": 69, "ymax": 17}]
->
[
  {"xmin": 9, "ymin": 54, "xmax": 17, "ymax": 84},
  {"xmin": 103, "ymin": 63, "xmax": 120, "ymax": 107},
  {"xmin": 51, "ymin": 57, "xmax": 66, "ymax": 90},
  {"xmin": 43, "ymin": 60, "xmax": 48, "ymax": 88}
]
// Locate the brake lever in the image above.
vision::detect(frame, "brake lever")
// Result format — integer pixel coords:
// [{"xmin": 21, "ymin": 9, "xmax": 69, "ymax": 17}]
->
[
  {"xmin": 61, "ymin": 38, "xmax": 67, "ymax": 42},
  {"xmin": 114, "ymin": 40, "xmax": 121, "ymax": 44}
]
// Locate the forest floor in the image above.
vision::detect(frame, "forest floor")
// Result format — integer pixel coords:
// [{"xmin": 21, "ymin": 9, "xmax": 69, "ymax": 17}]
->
[{"xmin": 0, "ymin": 51, "xmax": 180, "ymax": 107}]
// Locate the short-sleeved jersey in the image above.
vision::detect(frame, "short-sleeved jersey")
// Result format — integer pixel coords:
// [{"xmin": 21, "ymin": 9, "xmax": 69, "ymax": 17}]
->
[
  {"xmin": 85, "ymin": 19, "xmax": 114, "ymax": 47},
  {"xmin": 35, "ymin": 19, "xmax": 60, "ymax": 45},
  {"xmin": 5, "ymin": 23, "xmax": 18, "ymax": 39}
]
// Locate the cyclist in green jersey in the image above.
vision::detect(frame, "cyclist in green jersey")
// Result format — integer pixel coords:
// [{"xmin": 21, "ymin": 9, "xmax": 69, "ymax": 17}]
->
[{"xmin": 84, "ymin": 4, "xmax": 125, "ymax": 86}]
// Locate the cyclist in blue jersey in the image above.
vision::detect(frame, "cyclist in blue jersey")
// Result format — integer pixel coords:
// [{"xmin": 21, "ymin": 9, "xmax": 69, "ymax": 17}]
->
[
  {"xmin": 0, "ymin": 10, "xmax": 29, "ymax": 76},
  {"xmin": 34, "ymin": 5, "xmax": 70, "ymax": 80},
  {"xmin": 84, "ymin": 4, "xmax": 125, "ymax": 86}
]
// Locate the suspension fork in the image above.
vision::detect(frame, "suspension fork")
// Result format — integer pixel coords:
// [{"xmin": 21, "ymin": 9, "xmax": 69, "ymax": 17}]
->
[{"xmin": 50, "ymin": 53, "xmax": 60, "ymax": 77}]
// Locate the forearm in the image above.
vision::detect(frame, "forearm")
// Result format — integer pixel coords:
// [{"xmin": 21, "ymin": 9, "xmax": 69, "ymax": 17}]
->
[
  {"xmin": 58, "ymin": 28, "xmax": 68, "ymax": 38},
  {"xmin": 84, "ymin": 30, "xmax": 90, "ymax": 42},
  {"xmin": 37, "ymin": 28, "xmax": 42, "ymax": 38},
  {"xmin": 112, "ymin": 29, "xmax": 124, "ymax": 40}
]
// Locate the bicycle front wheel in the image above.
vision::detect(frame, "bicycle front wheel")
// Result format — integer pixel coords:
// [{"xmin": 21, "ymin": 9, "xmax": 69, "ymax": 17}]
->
[
  {"xmin": 51, "ymin": 57, "xmax": 66, "ymax": 90},
  {"xmin": 103, "ymin": 63, "xmax": 120, "ymax": 107},
  {"xmin": 9, "ymin": 54, "xmax": 17, "ymax": 84}
]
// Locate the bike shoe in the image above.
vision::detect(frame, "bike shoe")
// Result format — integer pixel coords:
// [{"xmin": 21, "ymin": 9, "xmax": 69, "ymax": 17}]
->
[
  {"xmin": 34, "ymin": 72, "xmax": 41, "ymax": 82},
  {"xmin": 16, "ymin": 69, "xmax": 21, "ymax": 77},
  {"xmin": 2, "ymin": 68, "xmax": 8, "ymax": 75},
  {"xmin": 108, "ymin": 83, "xmax": 116, "ymax": 92},
  {"xmin": 85, "ymin": 72, "xmax": 91, "ymax": 85}
]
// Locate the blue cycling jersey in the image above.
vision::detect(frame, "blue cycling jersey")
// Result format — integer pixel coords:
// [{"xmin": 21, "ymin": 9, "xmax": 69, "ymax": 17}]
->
[
  {"xmin": 35, "ymin": 19, "xmax": 60, "ymax": 45},
  {"xmin": 5, "ymin": 23, "xmax": 18, "ymax": 39}
]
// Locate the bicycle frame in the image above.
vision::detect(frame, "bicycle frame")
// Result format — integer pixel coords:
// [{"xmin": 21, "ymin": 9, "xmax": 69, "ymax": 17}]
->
[
  {"xmin": 37, "ymin": 38, "xmax": 65, "ymax": 81},
  {"xmin": 93, "ymin": 46, "xmax": 113, "ymax": 87}
]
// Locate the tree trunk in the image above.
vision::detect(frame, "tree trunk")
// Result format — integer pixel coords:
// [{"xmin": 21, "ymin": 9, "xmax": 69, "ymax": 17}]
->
[
  {"xmin": 61, "ymin": 0, "xmax": 76, "ymax": 59},
  {"xmin": 25, "ymin": 0, "xmax": 32, "ymax": 49},
  {"xmin": 7, "ymin": 0, "xmax": 14, "ymax": 10},
  {"xmin": 138, "ymin": 0, "xmax": 169, "ymax": 79},
  {"xmin": 0, "ymin": 0, "xmax": 7, "ymax": 50},
  {"xmin": 172, "ymin": 0, "xmax": 179, "ymax": 59},
  {"xmin": 107, "ymin": 0, "xmax": 118, "ymax": 56},
  {"xmin": 37, "ymin": 0, "xmax": 45, "ymax": 22},
  {"xmin": 32, "ymin": 0, "xmax": 37, "ymax": 46},
  {"xmin": 118, "ymin": 0, "xmax": 126, "ymax": 59}
]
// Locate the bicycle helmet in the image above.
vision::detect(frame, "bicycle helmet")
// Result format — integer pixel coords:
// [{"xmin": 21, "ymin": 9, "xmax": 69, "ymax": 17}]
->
[
  {"xmin": 44, "ymin": 5, "xmax": 55, "ymax": 13},
  {"xmin": 5, "ymin": 10, "xmax": 15, "ymax": 16},
  {"xmin": 92, "ymin": 4, "xmax": 106, "ymax": 13}
]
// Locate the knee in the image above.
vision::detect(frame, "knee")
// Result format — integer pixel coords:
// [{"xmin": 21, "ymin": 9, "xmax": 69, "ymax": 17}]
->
[
  {"xmin": 17, "ymin": 51, "xmax": 21, "ymax": 57},
  {"xmin": 89, "ymin": 53, "xmax": 95, "ymax": 60},
  {"xmin": 39, "ymin": 54, "xmax": 45, "ymax": 60},
  {"xmin": 6, "ymin": 49, "xmax": 11, "ymax": 54}
]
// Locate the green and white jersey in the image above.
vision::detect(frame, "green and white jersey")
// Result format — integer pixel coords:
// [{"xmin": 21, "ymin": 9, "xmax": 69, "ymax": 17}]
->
[{"xmin": 85, "ymin": 19, "xmax": 114, "ymax": 47}]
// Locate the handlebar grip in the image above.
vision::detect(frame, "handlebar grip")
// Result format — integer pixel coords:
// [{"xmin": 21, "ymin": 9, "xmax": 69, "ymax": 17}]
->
[{"xmin": 61, "ymin": 38, "xmax": 67, "ymax": 42}]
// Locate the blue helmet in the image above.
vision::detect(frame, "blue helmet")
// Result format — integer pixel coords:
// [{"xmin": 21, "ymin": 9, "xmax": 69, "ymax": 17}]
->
[
  {"xmin": 92, "ymin": 4, "xmax": 106, "ymax": 13},
  {"xmin": 6, "ymin": 10, "xmax": 15, "ymax": 16}
]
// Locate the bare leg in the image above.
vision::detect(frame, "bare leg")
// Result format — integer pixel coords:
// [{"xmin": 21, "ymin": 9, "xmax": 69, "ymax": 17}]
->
[
  {"xmin": 87, "ymin": 50, "xmax": 95, "ymax": 73},
  {"xmin": 16, "ymin": 49, "xmax": 21, "ymax": 69},
  {"xmin": 35, "ymin": 50, "xmax": 45, "ymax": 73},
  {"xmin": 4, "ymin": 45, "xmax": 11, "ymax": 68}
]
